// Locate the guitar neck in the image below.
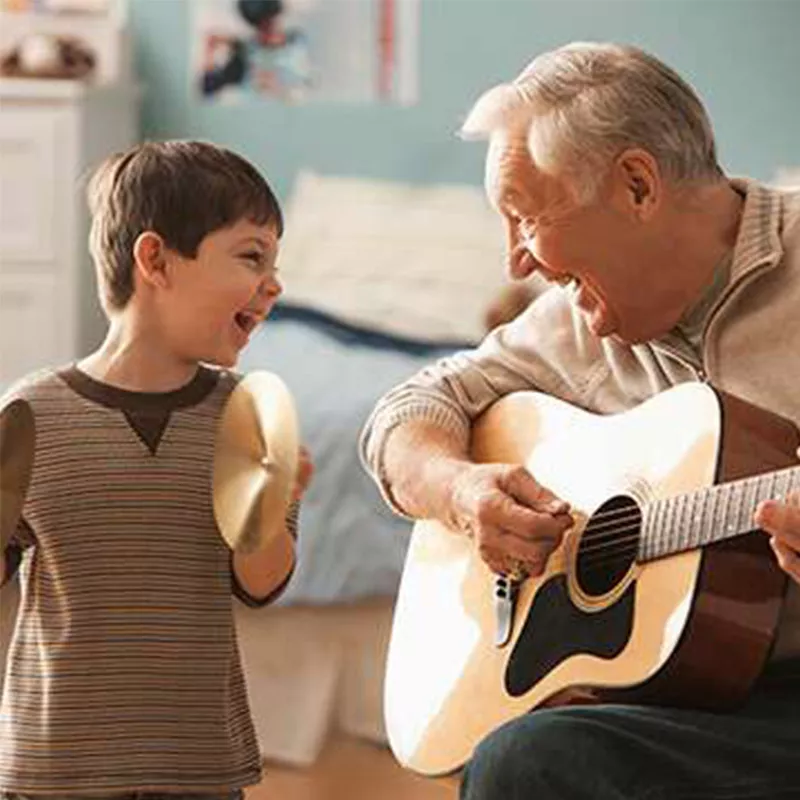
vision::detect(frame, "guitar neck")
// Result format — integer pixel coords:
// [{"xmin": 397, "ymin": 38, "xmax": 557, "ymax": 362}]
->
[{"xmin": 640, "ymin": 466, "xmax": 799, "ymax": 562}]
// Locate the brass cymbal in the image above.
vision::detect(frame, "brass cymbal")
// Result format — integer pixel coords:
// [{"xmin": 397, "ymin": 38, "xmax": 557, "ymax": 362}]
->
[
  {"xmin": 213, "ymin": 371, "xmax": 299, "ymax": 554},
  {"xmin": 0, "ymin": 399, "xmax": 35, "ymax": 551}
]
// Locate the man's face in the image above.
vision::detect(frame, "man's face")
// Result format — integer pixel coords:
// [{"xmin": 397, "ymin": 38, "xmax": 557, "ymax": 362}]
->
[{"xmin": 485, "ymin": 136, "xmax": 671, "ymax": 343}]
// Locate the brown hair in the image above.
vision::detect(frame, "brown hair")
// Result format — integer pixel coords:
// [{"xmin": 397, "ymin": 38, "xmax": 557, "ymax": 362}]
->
[{"xmin": 86, "ymin": 140, "xmax": 284, "ymax": 311}]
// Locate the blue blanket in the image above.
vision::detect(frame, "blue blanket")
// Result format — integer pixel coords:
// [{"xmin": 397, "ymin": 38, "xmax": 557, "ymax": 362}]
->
[{"xmin": 237, "ymin": 304, "xmax": 465, "ymax": 604}]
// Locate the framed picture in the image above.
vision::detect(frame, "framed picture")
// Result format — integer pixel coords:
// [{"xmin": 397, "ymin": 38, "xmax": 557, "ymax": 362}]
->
[{"xmin": 192, "ymin": 0, "xmax": 419, "ymax": 105}]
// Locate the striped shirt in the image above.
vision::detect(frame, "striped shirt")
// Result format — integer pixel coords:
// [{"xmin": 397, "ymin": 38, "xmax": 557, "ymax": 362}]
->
[{"xmin": 0, "ymin": 366, "xmax": 264, "ymax": 794}]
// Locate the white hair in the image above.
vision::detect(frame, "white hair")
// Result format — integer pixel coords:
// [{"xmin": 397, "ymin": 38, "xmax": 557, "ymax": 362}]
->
[{"xmin": 461, "ymin": 42, "xmax": 722, "ymax": 203}]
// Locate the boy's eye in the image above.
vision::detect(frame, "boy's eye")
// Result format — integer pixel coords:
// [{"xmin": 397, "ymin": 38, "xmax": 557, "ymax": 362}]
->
[
  {"xmin": 241, "ymin": 252, "xmax": 268, "ymax": 270},
  {"xmin": 240, "ymin": 251, "xmax": 278, "ymax": 278}
]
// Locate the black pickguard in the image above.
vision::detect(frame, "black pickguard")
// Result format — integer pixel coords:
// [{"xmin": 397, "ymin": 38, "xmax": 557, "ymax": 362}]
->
[{"xmin": 505, "ymin": 575, "xmax": 635, "ymax": 696}]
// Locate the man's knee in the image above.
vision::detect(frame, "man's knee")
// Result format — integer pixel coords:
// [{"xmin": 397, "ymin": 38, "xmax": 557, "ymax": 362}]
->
[{"xmin": 460, "ymin": 708, "xmax": 582, "ymax": 800}]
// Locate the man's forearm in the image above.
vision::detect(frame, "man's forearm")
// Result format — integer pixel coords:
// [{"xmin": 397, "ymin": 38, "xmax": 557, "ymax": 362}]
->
[{"xmin": 383, "ymin": 421, "xmax": 473, "ymax": 527}]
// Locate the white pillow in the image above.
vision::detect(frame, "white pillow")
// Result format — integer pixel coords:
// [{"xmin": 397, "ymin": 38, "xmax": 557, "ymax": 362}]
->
[{"xmin": 277, "ymin": 171, "xmax": 507, "ymax": 344}]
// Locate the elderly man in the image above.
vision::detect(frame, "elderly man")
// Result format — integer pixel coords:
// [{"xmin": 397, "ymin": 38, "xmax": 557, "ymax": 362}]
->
[{"xmin": 360, "ymin": 43, "xmax": 800, "ymax": 799}]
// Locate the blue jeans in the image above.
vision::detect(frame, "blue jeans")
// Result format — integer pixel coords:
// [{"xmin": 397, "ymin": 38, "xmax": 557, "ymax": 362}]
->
[{"xmin": 460, "ymin": 661, "xmax": 800, "ymax": 800}]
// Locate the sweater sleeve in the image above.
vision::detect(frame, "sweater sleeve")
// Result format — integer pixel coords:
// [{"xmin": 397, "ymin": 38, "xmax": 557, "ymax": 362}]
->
[{"xmin": 358, "ymin": 287, "xmax": 615, "ymax": 515}]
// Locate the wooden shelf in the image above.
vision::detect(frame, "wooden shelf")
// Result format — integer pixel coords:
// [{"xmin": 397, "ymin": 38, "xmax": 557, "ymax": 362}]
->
[{"xmin": 0, "ymin": 76, "xmax": 141, "ymax": 102}]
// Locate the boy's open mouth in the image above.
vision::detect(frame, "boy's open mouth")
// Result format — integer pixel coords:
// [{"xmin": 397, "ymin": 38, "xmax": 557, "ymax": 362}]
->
[{"xmin": 234, "ymin": 311, "xmax": 259, "ymax": 334}]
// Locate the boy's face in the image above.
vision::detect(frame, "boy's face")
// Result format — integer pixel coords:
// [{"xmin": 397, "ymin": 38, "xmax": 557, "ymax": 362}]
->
[{"xmin": 159, "ymin": 218, "xmax": 282, "ymax": 368}]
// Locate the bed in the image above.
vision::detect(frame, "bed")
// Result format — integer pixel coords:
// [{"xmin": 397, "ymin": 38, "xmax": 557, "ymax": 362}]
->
[{"xmin": 232, "ymin": 170, "xmax": 513, "ymax": 766}]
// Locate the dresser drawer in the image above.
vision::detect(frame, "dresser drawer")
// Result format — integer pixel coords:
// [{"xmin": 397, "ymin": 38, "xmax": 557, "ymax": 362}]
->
[
  {"xmin": 0, "ymin": 274, "xmax": 68, "ymax": 388},
  {"xmin": 0, "ymin": 107, "xmax": 66, "ymax": 265}
]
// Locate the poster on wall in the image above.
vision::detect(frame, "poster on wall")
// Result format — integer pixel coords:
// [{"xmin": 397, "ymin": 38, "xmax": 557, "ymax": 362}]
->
[{"xmin": 192, "ymin": 0, "xmax": 419, "ymax": 105}]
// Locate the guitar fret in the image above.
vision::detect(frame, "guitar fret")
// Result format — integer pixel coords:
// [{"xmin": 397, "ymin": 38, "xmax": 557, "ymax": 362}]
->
[
  {"xmin": 641, "ymin": 466, "xmax": 799, "ymax": 564},
  {"xmin": 689, "ymin": 491, "xmax": 701, "ymax": 552},
  {"xmin": 664, "ymin": 498, "xmax": 676, "ymax": 557},
  {"xmin": 657, "ymin": 500, "xmax": 669, "ymax": 559},
  {"xmin": 678, "ymin": 492, "xmax": 689, "ymax": 552},
  {"xmin": 719, "ymin": 483, "xmax": 732, "ymax": 541},
  {"xmin": 734, "ymin": 475, "xmax": 746, "ymax": 533},
  {"xmin": 675, "ymin": 494, "xmax": 686, "ymax": 553},
  {"xmin": 658, "ymin": 500, "xmax": 669, "ymax": 559},
  {"xmin": 646, "ymin": 499, "xmax": 666, "ymax": 561},
  {"xmin": 650, "ymin": 500, "xmax": 664, "ymax": 561},
  {"xmin": 713, "ymin": 486, "xmax": 724, "ymax": 544},
  {"xmin": 776, "ymin": 471, "xmax": 788, "ymax": 500},
  {"xmin": 696, "ymin": 489, "xmax": 707, "ymax": 551},
  {"xmin": 725, "ymin": 483, "xmax": 738, "ymax": 537},
  {"xmin": 768, "ymin": 472, "xmax": 778, "ymax": 509},
  {"xmin": 781, "ymin": 469, "xmax": 796, "ymax": 498},
  {"xmin": 746, "ymin": 476, "xmax": 758, "ymax": 527},
  {"xmin": 695, "ymin": 489, "xmax": 707, "ymax": 549},
  {"xmin": 711, "ymin": 485, "xmax": 723, "ymax": 545},
  {"xmin": 684, "ymin": 492, "xmax": 695, "ymax": 550},
  {"xmin": 704, "ymin": 488, "xmax": 716, "ymax": 549},
  {"xmin": 755, "ymin": 473, "xmax": 768, "ymax": 521},
  {"xmin": 685, "ymin": 492, "xmax": 695, "ymax": 550}
]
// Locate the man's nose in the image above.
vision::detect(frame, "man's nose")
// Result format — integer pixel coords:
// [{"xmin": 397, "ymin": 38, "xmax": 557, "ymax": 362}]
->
[{"xmin": 507, "ymin": 244, "xmax": 544, "ymax": 280}]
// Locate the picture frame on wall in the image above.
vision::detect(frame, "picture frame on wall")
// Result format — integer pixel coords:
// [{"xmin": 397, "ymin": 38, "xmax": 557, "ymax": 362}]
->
[{"xmin": 192, "ymin": 0, "xmax": 419, "ymax": 106}]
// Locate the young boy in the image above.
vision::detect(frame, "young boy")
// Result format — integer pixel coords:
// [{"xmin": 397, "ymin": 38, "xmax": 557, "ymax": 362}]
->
[{"xmin": 0, "ymin": 140, "xmax": 312, "ymax": 798}]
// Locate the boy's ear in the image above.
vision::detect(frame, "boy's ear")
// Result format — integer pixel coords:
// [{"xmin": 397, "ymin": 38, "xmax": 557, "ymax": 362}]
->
[{"xmin": 133, "ymin": 231, "xmax": 169, "ymax": 289}]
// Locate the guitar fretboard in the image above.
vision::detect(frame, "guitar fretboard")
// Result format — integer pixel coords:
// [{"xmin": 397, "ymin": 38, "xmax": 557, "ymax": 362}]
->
[{"xmin": 640, "ymin": 466, "xmax": 799, "ymax": 562}]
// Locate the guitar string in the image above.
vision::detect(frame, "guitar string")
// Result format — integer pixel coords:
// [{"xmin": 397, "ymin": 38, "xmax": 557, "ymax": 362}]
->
[
  {"xmin": 541, "ymin": 508, "xmax": 759, "ymax": 570},
  {"xmin": 544, "ymin": 468, "xmax": 797, "ymax": 543},
  {"xmin": 508, "ymin": 507, "xmax": 767, "ymax": 574},
  {"xmin": 559, "ymin": 465, "xmax": 797, "ymax": 529},
  {"xmin": 503, "ymin": 469, "xmax": 798, "ymax": 576},
  {"xmin": 566, "ymin": 519, "xmax": 767, "ymax": 572}
]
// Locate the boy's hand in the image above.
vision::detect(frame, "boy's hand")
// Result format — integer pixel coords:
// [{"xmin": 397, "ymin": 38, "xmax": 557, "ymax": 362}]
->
[{"xmin": 293, "ymin": 446, "xmax": 314, "ymax": 502}]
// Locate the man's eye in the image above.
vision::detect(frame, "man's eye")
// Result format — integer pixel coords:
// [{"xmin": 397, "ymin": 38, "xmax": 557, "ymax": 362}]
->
[{"xmin": 518, "ymin": 222, "xmax": 535, "ymax": 241}]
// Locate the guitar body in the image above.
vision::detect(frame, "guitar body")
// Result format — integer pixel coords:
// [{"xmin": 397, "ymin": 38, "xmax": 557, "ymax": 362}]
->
[{"xmin": 385, "ymin": 383, "xmax": 799, "ymax": 776}]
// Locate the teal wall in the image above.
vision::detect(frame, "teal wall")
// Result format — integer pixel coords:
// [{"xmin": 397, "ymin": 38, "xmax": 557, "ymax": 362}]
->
[{"xmin": 130, "ymin": 0, "xmax": 800, "ymax": 201}]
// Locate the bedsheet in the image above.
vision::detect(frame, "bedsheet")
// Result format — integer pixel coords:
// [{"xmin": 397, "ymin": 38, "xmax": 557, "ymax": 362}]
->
[{"xmin": 237, "ymin": 304, "xmax": 464, "ymax": 604}]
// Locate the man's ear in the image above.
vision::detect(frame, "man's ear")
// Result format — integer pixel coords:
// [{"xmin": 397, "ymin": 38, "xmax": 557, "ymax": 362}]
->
[
  {"xmin": 613, "ymin": 149, "xmax": 661, "ymax": 220},
  {"xmin": 133, "ymin": 231, "xmax": 169, "ymax": 289}
]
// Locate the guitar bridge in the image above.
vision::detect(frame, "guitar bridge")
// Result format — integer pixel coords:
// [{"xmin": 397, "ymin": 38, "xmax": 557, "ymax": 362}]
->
[{"xmin": 493, "ymin": 575, "xmax": 519, "ymax": 648}]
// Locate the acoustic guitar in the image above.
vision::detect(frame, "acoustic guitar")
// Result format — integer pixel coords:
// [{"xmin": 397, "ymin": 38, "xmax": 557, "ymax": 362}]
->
[{"xmin": 384, "ymin": 382, "xmax": 800, "ymax": 776}]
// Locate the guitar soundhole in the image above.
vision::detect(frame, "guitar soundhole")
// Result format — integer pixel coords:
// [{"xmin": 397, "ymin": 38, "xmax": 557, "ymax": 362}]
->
[{"xmin": 575, "ymin": 495, "xmax": 641, "ymax": 597}]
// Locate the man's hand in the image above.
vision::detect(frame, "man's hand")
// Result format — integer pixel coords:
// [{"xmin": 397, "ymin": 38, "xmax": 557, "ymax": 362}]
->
[
  {"xmin": 755, "ymin": 447, "xmax": 800, "ymax": 584},
  {"xmin": 447, "ymin": 462, "xmax": 573, "ymax": 578}
]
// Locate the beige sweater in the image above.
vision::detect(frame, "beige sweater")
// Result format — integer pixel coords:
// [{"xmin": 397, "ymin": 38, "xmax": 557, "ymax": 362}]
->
[{"xmin": 360, "ymin": 179, "xmax": 800, "ymax": 661}]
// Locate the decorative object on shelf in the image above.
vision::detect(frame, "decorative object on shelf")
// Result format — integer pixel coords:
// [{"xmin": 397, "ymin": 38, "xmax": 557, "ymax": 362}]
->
[
  {"xmin": 0, "ymin": 0, "xmax": 128, "ymax": 84},
  {"xmin": 44, "ymin": 0, "xmax": 114, "ymax": 12},
  {"xmin": 1, "ymin": 31, "xmax": 95, "ymax": 79},
  {"xmin": 0, "ymin": 0, "xmax": 34, "ymax": 11}
]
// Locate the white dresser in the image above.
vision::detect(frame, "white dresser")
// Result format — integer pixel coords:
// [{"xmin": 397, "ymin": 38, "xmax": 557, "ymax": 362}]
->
[
  {"xmin": 0, "ymin": 77, "xmax": 140, "ymax": 391},
  {"xmin": 0, "ymin": 78, "xmax": 139, "ymax": 692}
]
